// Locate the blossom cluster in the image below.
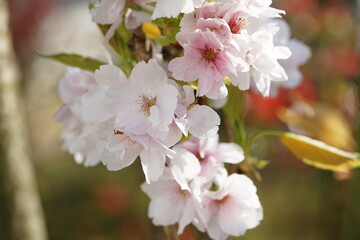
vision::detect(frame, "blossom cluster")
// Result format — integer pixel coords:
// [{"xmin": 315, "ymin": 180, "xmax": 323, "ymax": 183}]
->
[{"xmin": 54, "ymin": 0, "xmax": 310, "ymax": 239}]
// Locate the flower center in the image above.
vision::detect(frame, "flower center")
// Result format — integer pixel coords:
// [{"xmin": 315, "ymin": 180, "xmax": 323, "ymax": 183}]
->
[
  {"xmin": 139, "ymin": 96, "xmax": 157, "ymax": 116},
  {"xmin": 200, "ymin": 47, "xmax": 217, "ymax": 62},
  {"xmin": 229, "ymin": 14, "xmax": 249, "ymax": 34}
]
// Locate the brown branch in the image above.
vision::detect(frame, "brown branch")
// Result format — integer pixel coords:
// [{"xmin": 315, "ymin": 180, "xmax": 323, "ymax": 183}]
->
[
  {"xmin": 163, "ymin": 225, "xmax": 180, "ymax": 240},
  {"xmin": 0, "ymin": 0, "xmax": 47, "ymax": 240}
]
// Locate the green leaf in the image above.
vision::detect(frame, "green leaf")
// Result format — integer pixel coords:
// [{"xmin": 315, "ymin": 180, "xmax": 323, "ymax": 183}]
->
[
  {"xmin": 36, "ymin": 52, "xmax": 105, "ymax": 72},
  {"xmin": 152, "ymin": 16, "xmax": 181, "ymax": 43},
  {"xmin": 155, "ymin": 36, "xmax": 170, "ymax": 46}
]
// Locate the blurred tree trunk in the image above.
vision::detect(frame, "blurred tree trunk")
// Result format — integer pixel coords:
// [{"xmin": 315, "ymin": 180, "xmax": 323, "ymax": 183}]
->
[{"xmin": 0, "ymin": 0, "xmax": 47, "ymax": 240}]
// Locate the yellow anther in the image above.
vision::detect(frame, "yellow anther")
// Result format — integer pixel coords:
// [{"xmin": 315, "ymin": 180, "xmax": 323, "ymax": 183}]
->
[{"xmin": 142, "ymin": 23, "xmax": 161, "ymax": 40}]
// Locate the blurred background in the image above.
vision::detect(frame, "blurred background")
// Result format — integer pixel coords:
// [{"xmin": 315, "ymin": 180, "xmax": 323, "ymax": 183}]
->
[{"xmin": 0, "ymin": 0, "xmax": 359, "ymax": 239}]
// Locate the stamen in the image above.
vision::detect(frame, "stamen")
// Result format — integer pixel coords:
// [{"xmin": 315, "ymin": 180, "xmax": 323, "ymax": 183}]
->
[
  {"xmin": 200, "ymin": 46, "xmax": 217, "ymax": 62},
  {"xmin": 113, "ymin": 130, "xmax": 124, "ymax": 135}
]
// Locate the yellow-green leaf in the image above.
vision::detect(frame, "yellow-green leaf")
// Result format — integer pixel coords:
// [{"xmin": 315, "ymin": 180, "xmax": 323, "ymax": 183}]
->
[
  {"xmin": 280, "ymin": 133, "xmax": 360, "ymax": 172},
  {"xmin": 37, "ymin": 52, "xmax": 105, "ymax": 72}
]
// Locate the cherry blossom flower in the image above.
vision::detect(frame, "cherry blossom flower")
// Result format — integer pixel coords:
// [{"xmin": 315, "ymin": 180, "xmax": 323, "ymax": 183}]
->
[
  {"xmin": 141, "ymin": 148, "xmax": 205, "ymax": 233},
  {"xmin": 81, "ymin": 62, "xmax": 179, "ymax": 182},
  {"xmin": 178, "ymin": 134, "xmax": 244, "ymax": 181},
  {"xmin": 54, "ymin": 68, "xmax": 104, "ymax": 167},
  {"xmin": 202, "ymin": 174, "xmax": 263, "ymax": 240},
  {"xmin": 104, "ymin": 60, "xmax": 179, "ymax": 139},
  {"xmin": 231, "ymin": 23, "xmax": 291, "ymax": 96},
  {"xmin": 180, "ymin": 2, "xmax": 253, "ymax": 39},
  {"xmin": 169, "ymin": 30, "xmax": 241, "ymax": 99}
]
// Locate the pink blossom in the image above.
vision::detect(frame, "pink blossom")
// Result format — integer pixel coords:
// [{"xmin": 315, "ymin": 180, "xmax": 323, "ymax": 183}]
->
[
  {"xmin": 169, "ymin": 30, "xmax": 240, "ymax": 98},
  {"xmin": 231, "ymin": 23, "xmax": 291, "ymax": 96},
  {"xmin": 141, "ymin": 149, "xmax": 205, "ymax": 233},
  {"xmin": 104, "ymin": 60, "xmax": 179, "ymax": 139},
  {"xmin": 178, "ymin": 134, "xmax": 244, "ymax": 181},
  {"xmin": 202, "ymin": 174, "xmax": 263, "ymax": 240},
  {"xmin": 54, "ymin": 68, "xmax": 104, "ymax": 167}
]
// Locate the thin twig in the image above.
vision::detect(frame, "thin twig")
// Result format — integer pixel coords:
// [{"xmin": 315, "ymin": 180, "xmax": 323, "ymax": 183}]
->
[{"xmin": 163, "ymin": 225, "xmax": 180, "ymax": 240}]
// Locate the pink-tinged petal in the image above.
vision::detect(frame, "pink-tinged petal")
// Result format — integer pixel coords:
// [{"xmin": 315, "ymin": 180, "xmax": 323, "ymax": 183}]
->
[
  {"xmin": 130, "ymin": 134, "xmax": 161, "ymax": 152},
  {"xmin": 130, "ymin": 60, "xmax": 168, "ymax": 94},
  {"xmin": 197, "ymin": 75, "xmax": 216, "ymax": 97},
  {"xmin": 205, "ymin": 80, "xmax": 228, "ymax": 100},
  {"xmin": 218, "ymin": 197, "xmax": 248, "ymax": 236},
  {"xmin": 206, "ymin": 186, "xmax": 231, "ymax": 201},
  {"xmin": 53, "ymin": 104, "xmax": 73, "ymax": 124},
  {"xmin": 281, "ymin": 39, "xmax": 311, "ymax": 68},
  {"xmin": 261, "ymin": 7, "xmax": 285, "ymax": 18},
  {"xmin": 163, "ymin": 123, "xmax": 183, "ymax": 147},
  {"xmin": 274, "ymin": 46, "xmax": 292, "ymax": 60},
  {"xmin": 105, "ymin": 16, "xmax": 123, "ymax": 40},
  {"xmin": 103, "ymin": 141, "xmax": 143, "ymax": 171},
  {"xmin": 181, "ymin": 85, "xmax": 196, "ymax": 107},
  {"xmin": 207, "ymin": 97, "xmax": 228, "ymax": 109},
  {"xmin": 149, "ymin": 105, "xmax": 160, "ymax": 128},
  {"xmin": 95, "ymin": 65, "xmax": 128, "ymax": 86},
  {"xmin": 125, "ymin": 9, "xmax": 151, "ymax": 30},
  {"xmin": 273, "ymin": 19, "xmax": 291, "ymax": 44},
  {"xmin": 277, "ymin": 69, "xmax": 302, "ymax": 89},
  {"xmin": 58, "ymin": 68, "xmax": 96, "ymax": 103},
  {"xmin": 169, "ymin": 53, "xmax": 203, "ymax": 82},
  {"xmin": 171, "ymin": 165, "xmax": 190, "ymax": 191},
  {"xmin": 170, "ymin": 30, "xmax": 237, "ymax": 90},
  {"xmin": 171, "ymin": 148, "xmax": 201, "ymax": 180},
  {"xmin": 214, "ymin": 143, "xmax": 244, "ymax": 164},
  {"xmin": 105, "ymin": 82, "xmax": 141, "ymax": 113},
  {"xmin": 175, "ymin": 118, "xmax": 189, "ymax": 136},
  {"xmin": 140, "ymin": 150, "xmax": 167, "ymax": 183},
  {"xmin": 231, "ymin": 71, "xmax": 251, "ymax": 90},
  {"xmin": 252, "ymin": 56, "xmax": 277, "ymax": 78},
  {"xmin": 156, "ymin": 84, "xmax": 179, "ymax": 130},
  {"xmin": 141, "ymin": 180, "xmax": 184, "ymax": 225},
  {"xmin": 197, "ymin": 18, "xmax": 232, "ymax": 40},
  {"xmin": 251, "ymin": 69, "xmax": 270, "ymax": 96},
  {"xmin": 187, "ymin": 105, "xmax": 220, "ymax": 138},
  {"xmin": 80, "ymin": 86, "xmax": 113, "ymax": 122},
  {"xmin": 179, "ymin": 12, "xmax": 197, "ymax": 33},
  {"xmin": 84, "ymin": 148, "xmax": 103, "ymax": 167},
  {"xmin": 175, "ymin": 104, "xmax": 188, "ymax": 119},
  {"xmin": 91, "ymin": 0, "xmax": 125, "ymax": 24},
  {"xmin": 115, "ymin": 108, "xmax": 149, "ymax": 134},
  {"xmin": 152, "ymin": 0, "xmax": 195, "ymax": 19},
  {"xmin": 199, "ymin": 134, "xmax": 219, "ymax": 158},
  {"xmin": 178, "ymin": 197, "xmax": 197, "ymax": 234},
  {"xmin": 207, "ymin": 213, "xmax": 229, "ymax": 240}
]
